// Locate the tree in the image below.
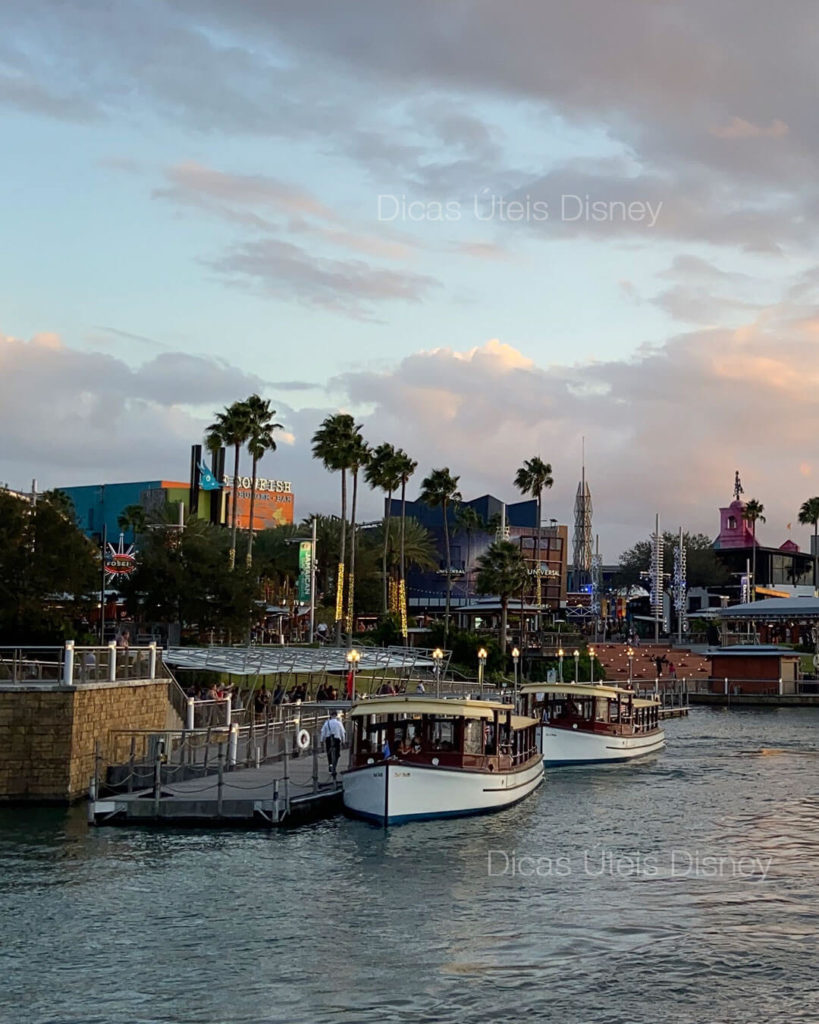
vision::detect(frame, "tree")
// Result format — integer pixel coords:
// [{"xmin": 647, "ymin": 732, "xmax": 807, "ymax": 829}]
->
[
  {"xmin": 455, "ymin": 504, "xmax": 485, "ymax": 600},
  {"xmin": 312, "ymin": 413, "xmax": 360, "ymax": 644},
  {"xmin": 0, "ymin": 491, "xmax": 98, "ymax": 642},
  {"xmin": 206, "ymin": 401, "xmax": 252, "ymax": 571},
  {"xmin": 395, "ymin": 448, "xmax": 417, "ymax": 639},
  {"xmin": 120, "ymin": 506, "xmax": 257, "ymax": 640},
  {"xmin": 798, "ymin": 497, "xmax": 819, "ymax": 593},
  {"xmin": 364, "ymin": 442, "xmax": 403, "ymax": 615},
  {"xmin": 244, "ymin": 395, "xmax": 283, "ymax": 568},
  {"xmin": 345, "ymin": 430, "xmax": 370, "ymax": 639},
  {"xmin": 514, "ymin": 457, "xmax": 554, "ymax": 628},
  {"xmin": 475, "ymin": 540, "xmax": 528, "ymax": 655},
  {"xmin": 419, "ymin": 467, "xmax": 461, "ymax": 643},
  {"xmin": 742, "ymin": 499, "xmax": 766, "ymax": 601},
  {"xmin": 117, "ymin": 504, "xmax": 146, "ymax": 541}
]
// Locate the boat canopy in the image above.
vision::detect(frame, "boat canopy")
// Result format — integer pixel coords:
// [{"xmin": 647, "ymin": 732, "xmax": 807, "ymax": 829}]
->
[
  {"xmin": 519, "ymin": 682, "xmax": 635, "ymax": 699},
  {"xmin": 350, "ymin": 694, "xmax": 537, "ymax": 726}
]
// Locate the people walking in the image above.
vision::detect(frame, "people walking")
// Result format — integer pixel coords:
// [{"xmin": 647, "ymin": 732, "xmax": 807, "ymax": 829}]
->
[{"xmin": 319, "ymin": 709, "xmax": 346, "ymax": 778}]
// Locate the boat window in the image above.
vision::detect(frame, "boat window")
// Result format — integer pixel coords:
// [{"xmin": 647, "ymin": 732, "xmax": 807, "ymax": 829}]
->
[
  {"xmin": 432, "ymin": 719, "xmax": 455, "ymax": 751},
  {"xmin": 463, "ymin": 719, "xmax": 483, "ymax": 754}
]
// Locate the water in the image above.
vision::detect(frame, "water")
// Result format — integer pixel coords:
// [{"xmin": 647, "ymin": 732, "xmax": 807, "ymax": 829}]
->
[{"xmin": 2, "ymin": 708, "xmax": 818, "ymax": 1024}]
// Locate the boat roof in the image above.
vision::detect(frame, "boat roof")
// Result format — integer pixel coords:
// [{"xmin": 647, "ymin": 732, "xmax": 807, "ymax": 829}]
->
[
  {"xmin": 520, "ymin": 682, "xmax": 638, "ymax": 699},
  {"xmin": 350, "ymin": 695, "xmax": 538, "ymax": 727}
]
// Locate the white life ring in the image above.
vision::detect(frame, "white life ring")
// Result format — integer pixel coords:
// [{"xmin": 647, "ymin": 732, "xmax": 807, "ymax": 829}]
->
[{"xmin": 296, "ymin": 728, "xmax": 311, "ymax": 750}]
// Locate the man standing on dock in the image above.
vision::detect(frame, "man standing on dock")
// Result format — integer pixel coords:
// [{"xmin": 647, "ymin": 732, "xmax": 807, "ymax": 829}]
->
[{"xmin": 320, "ymin": 710, "xmax": 346, "ymax": 779}]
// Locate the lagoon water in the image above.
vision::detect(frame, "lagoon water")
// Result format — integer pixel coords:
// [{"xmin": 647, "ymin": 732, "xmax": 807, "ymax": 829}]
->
[{"xmin": 2, "ymin": 708, "xmax": 818, "ymax": 1024}]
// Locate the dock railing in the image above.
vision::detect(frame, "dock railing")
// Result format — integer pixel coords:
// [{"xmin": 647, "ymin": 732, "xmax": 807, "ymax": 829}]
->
[
  {"xmin": 104, "ymin": 705, "xmax": 340, "ymax": 793},
  {"xmin": 0, "ymin": 643, "xmax": 169, "ymax": 686}
]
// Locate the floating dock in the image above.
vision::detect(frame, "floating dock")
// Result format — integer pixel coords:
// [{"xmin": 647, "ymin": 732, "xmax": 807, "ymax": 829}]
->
[{"xmin": 90, "ymin": 755, "xmax": 343, "ymax": 827}]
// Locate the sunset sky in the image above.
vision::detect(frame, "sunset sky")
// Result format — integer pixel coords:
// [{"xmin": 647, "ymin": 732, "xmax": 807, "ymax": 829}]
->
[{"xmin": 2, "ymin": 1, "xmax": 818, "ymax": 557}]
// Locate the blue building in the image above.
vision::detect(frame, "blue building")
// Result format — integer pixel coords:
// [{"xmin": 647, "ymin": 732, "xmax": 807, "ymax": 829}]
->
[{"xmin": 58, "ymin": 479, "xmax": 190, "ymax": 544}]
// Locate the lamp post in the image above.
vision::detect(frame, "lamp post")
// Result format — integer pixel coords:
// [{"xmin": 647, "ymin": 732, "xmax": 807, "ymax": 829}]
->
[
  {"xmin": 558, "ymin": 647, "xmax": 564, "ymax": 683},
  {"xmin": 346, "ymin": 648, "xmax": 361, "ymax": 702},
  {"xmin": 589, "ymin": 646, "xmax": 595, "ymax": 685},
  {"xmin": 478, "ymin": 647, "xmax": 487, "ymax": 694},
  {"xmin": 573, "ymin": 649, "xmax": 580, "ymax": 684},
  {"xmin": 511, "ymin": 647, "xmax": 520, "ymax": 705},
  {"xmin": 627, "ymin": 646, "xmax": 634, "ymax": 687},
  {"xmin": 432, "ymin": 647, "xmax": 444, "ymax": 698}
]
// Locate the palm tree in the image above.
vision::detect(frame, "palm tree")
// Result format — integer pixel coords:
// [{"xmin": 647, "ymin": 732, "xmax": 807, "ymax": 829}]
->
[
  {"xmin": 243, "ymin": 395, "xmax": 283, "ymax": 568},
  {"xmin": 455, "ymin": 504, "xmax": 484, "ymax": 600},
  {"xmin": 742, "ymin": 499, "xmax": 766, "ymax": 601},
  {"xmin": 365, "ymin": 442, "xmax": 403, "ymax": 615},
  {"xmin": 419, "ymin": 467, "xmax": 461, "ymax": 643},
  {"xmin": 311, "ymin": 414, "xmax": 360, "ymax": 644},
  {"xmin": 345, "ymin": 431, "xmax": 370, "ymax": 639},
  {"xmin": 117, "ymin": 504, "xmax": 146, "ymax": 543},
  {"xmin": 206, "ymin": 400, "xmax": 252, "ymax": 570},
  {"xmin": 385, "ymin": 518, "xmax": 438, "ymax": 575},
  {"xmin": 395, "ymin": 449, "xmax": 417, "ymax": 639},
  {"xmin": 475, "ymin": 540, "xmax": 528, "ymax": 655},
  {"xmin": 798, "ymin": 497, "xmax": 819, "ymax": 593},
  {"xmin": 514, "ymin": 457, "xmax": 553, "ymax": 629}
]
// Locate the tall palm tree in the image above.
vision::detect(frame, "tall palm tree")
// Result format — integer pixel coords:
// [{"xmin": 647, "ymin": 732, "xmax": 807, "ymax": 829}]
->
[
  {"xmin": 514, "ymin": 457, "xmax": 554, "ymax": 629},
  {"xmin": 345, "ymin": 431, "xmax": 370, "ymax": 639},
  {"xmin": 311, "ymin": 413, "xmax": 359, "ymax": 644},
  {"xmin": 475, "ymin": 540, "xmax": 528, "ymax": 655},
  {"xmin": 395, "ymin": 449, "xmax": 417, "ymax": 640},
  {"xmin": 455, "ymin": 504, "xmax": 484, "ymax": 601},
  {"xmin": 798, "ymin": 497, "xmax": 819, "ymax": 593},
  {"xmin": 419, "ymin": 467, "xmax": 461, "ymax": 643},
  {"xmin": 364, "ymin": 442, "xmax": 403, "ymax": 615},
  {"xmin": 206, "ymin": 400, "xmax": 252, "ymax": 570},
  {"xmin": 742, "ymin": 498, "xmax": 766, "ymax": 601},
  {"xmin": 117, "ymin": 504, "xmax": 146, "ymax": 543},
  {"xmin": 243, "ymin": 395, "xmax": 283, "ymax": 568}
]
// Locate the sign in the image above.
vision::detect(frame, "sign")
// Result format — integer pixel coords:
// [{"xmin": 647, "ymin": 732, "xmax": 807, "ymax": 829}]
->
[
  {"xmin": 222, "ymin": 476, "xmax": 292, "ymax": 493},
  {"xmin": 104, "ymin": 533, "xmax": 137, "ymax": 579},
  {"xmin": 298, "ymin": 541, "xmax": 312, "ymax": 603}
]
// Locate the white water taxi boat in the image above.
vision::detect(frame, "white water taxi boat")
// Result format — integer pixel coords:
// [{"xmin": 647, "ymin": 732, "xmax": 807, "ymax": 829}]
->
[
  {"xmin": 519, "ymin": 683, "xmax": 665, "ymax": 766},
  {"xmin": 343, "ymin": 695, "xmax": 544, "ymax": 825}
]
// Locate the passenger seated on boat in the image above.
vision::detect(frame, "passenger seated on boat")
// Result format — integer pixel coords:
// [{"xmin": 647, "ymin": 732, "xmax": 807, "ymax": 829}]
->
[
  {"xmin": 397, "ymin": 736, "xmax": 412, "ymax": 756},
  {"xmin": 411, "ymin": 734, "xmax": 423, "ymax": 753}
]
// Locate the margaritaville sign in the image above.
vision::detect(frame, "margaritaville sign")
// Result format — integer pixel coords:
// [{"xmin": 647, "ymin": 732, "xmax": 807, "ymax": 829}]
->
[{"xmin": 222, "ymin": 476, "xmax": 293, "ymax": 493}]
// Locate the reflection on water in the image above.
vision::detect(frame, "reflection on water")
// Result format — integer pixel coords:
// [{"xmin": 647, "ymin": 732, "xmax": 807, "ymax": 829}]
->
[{"xmin": 1, "ymin": 708, "xmax": 818, "ymax": 1024}]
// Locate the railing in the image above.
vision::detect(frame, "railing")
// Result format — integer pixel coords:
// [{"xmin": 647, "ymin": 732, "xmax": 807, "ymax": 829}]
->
[
  {"xmin": 688, "ymin": 676, "xmax": 807, "ymax": 697},
  {"xmin": 0, "ymin": 643, "xmax": 169, "ymax": 686},
  {"xmin": 104, "ymin": 706, "xmax": 338, "ymax": 792}
]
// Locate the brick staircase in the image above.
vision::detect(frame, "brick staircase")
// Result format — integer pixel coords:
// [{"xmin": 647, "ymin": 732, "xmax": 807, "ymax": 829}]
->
[{"xmin": 591, "ymin": 642, "xmax": 711, "ymax": 683}]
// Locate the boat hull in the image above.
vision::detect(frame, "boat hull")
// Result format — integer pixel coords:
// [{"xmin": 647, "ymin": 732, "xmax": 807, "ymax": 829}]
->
[
  {"xmin": 538, "ymin": 726, "xmax": 665, "ymax": 766},
  {"xmin": 343, "ymin": 758, "xmax": 544, "ymax": 825}
]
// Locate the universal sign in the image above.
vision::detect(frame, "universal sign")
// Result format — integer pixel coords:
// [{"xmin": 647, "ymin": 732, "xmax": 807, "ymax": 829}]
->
[{"xmin": 222, "ymin": 477, "xmax": 292, "ymax": 493}]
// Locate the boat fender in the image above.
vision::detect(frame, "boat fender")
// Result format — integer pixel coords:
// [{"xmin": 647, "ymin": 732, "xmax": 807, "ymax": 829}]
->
[{"xmin": 296, "ymin": 729, "xmax": 311, "ymax": 750}]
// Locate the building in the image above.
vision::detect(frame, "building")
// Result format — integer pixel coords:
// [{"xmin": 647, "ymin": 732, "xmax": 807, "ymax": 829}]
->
[
  {"xmin": 388, "ymin": 493, "xmax": 568, "ymax": 616},
  {"xmin": 707, "ymin": 646, "xmax": 800, "ymax": 696},
  {"xmin": 59, "ymin": 449, "xmax": 295, "ymax": 544}
]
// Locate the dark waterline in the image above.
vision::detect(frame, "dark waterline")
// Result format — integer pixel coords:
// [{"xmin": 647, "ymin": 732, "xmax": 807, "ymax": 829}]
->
[{"xmin": 2, "ymin": 707, "xmax": 818, "ymax": 1024}]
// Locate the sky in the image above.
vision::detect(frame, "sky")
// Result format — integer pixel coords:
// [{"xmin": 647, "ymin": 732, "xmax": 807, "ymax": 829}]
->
[{"xmin": 2, "ymin": 0, "xmax": 819, "ymax": 558}]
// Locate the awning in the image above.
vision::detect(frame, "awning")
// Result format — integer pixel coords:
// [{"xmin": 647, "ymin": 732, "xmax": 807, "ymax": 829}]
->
[{"xmin": 164, "ymin": 645, "xmax": 450, "ymax": 677}]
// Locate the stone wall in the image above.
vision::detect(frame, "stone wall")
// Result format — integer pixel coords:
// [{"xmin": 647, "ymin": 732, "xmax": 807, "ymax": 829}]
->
[{"xmin": 0, "ymin": 680, "xmax": 175, "ymax": 802}]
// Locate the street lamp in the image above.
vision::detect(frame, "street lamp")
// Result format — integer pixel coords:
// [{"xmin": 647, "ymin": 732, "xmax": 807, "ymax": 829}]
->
[
  {"xmin": 558, "ymin": 647, "xmax": 564, "ymax": 683},
  {"xmin": 478, "ymin": 647, "xmax": 487, "ymax": 694},
  {"xmin": 573, "ymin": 649, "xmax": 580, "ymax": 684},
  {"xmin": 511, "ymin": 647, "xmax": 520, "ymax": 704},
  {"xmin": 589, "ymin": 646, "xmax": 596, "ymax": 685},
  {"xmin": 432, "ymin": 647, "xmax": 444, "ymax": 698},
  {"xmin": 627, "ymin": 646, "xmax": 634, "ymax": 687},
  {"xmin": 346, "ymin": 648, "xmax": 361, "ymax": 701}
]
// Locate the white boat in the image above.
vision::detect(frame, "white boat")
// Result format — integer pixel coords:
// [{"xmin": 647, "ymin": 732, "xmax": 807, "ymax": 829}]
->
[
  {"xmin": 519, "ymin": 682, "xmax": 665, "ymax": 766},
  {"xmin": 343, "ymin": 695, "xmax": 544, "ymax": 825}
]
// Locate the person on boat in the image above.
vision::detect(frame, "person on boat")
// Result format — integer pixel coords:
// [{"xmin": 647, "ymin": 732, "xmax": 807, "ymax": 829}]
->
[
  {"xmin": 411, "ymin": 732, "xmax": 423, "ymax": 754},
  {"xmin": 319, "ymin": 709, "xmax": 346, "ymax": 778},
  {"xmin": 397, "ymin": 735, "xmax": 412, "ymax": 756}
]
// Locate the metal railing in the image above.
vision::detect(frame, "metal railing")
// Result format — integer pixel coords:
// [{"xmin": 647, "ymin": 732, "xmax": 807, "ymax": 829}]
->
[
  {"xmin": 0, "ymin": 643, "xmax": 169, "ymax": 686},
  {"xmin": 104, "ymin": 706, "xmax": 338, "ymax": 792}
]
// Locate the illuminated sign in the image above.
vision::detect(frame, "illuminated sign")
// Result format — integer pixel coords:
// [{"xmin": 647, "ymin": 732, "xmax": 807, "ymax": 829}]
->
[{"xmin": 104, "ymin": 534, "xmax": 137, "ymax": 578}]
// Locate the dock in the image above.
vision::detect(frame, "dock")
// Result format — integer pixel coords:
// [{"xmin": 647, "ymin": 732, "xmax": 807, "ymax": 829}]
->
[{"xmin": 90, "ymin": 757, "xmax": 343, "ymax": 827}]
